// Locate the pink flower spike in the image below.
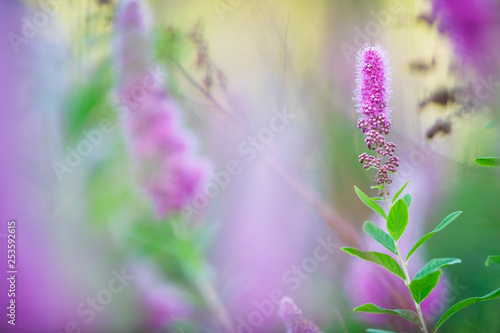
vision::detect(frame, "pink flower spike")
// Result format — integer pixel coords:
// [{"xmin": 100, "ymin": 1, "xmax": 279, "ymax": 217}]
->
[
  {"xmin": 354, "ymin": 44, "xmax": 392, "ymax": 135},
  {"xmin": 279, "ymin": 297, "xmax": 322, "ymax": 333},
  {"xmin": 354, "ymin": 44, "xmax": 398, "ymax": 190}
]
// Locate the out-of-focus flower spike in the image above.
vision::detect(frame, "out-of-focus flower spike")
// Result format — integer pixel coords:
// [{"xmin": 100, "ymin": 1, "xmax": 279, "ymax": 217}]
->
[
  {"xmin": 432, "ymin": 0, "xmax": 500, "ymax": 76},
  {"xmin": 114, "ymin": 0, "xmax": 209, "ymax": 219},
  {"xmin": 279, "ymin": 297, "xmax": 323, "ymax": 333}
]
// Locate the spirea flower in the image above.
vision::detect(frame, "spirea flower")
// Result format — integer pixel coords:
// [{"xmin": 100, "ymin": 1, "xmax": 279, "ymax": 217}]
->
[
  {"xmin": 114, "ymin": 0, "xmax": 209, "ymax": 218},
  {"xmin": 354, "ymin": 44, "xmax": 399, "ymax": 190},
  {"xmin": 279, "ymin": 297, "xmax": 322, "ymax": 333}
]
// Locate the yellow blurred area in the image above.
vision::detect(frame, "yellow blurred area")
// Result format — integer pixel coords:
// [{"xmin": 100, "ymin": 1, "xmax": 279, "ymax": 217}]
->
[{"xmin": 24, "ymin": 0, "xmax": 491, "ymax": 163}]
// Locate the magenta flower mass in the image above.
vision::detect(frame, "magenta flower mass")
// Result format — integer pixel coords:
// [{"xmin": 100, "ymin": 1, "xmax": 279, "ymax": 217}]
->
[
  {"xmin": 114, "ymin": 0, "xmax": 209, "ymax": 217},
  {"xmin": 432, "ymin": 0, "xmax": 500, "ymax": 75},
  {"xmin": 354, "ymin": 44, "xmax": 399, "ymax": 190}
]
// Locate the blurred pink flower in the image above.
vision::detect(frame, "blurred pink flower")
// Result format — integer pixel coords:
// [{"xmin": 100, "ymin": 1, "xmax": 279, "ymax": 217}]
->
[
  {"xmin": 114, "ymin": 0, "xmax": 209, "ymax": 217},
  {"xmin": 433, "ymin": 0, "xmax": 500, "ymax": 75},
  {"xmin": 279, "ymin": 297, "xmax": 322, "ymax": 333}
]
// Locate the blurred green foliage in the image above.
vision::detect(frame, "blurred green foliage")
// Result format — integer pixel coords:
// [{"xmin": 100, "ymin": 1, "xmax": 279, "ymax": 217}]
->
[
  {"xmin": 426, "ymin": 168, "xmax": 500, "ymax": 332},
  {"xmin": 63, "ymin": 60, "xmax": 113, "ymax": 142}
]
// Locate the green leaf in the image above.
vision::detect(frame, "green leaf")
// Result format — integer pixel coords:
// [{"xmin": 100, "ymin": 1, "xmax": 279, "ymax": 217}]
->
[
  {"xmin": 387, "ymin": 199, "xmax": 408, "ymax": 241},
  {"xmin": 354, "ymin": 303, "xmax": 421, "ymax": 327},
  {"xmin": 363, "ymin": 222, "xmax": 397, "ymax": 254},
  {"xmin": 406, "ymin": 211, "xmax": 462, "ymax": 261},
  {"xmin": 410, "ymin": 271, "xmax": 441, "ymax": 304},
  {"xmin": 414, "ymin": 258, "xmax": 462, "ymax": 280},
  {"xmin": 371, "ymin": 185, "xmax": 385, "ymax": 189},
  {"xmin": 392, "ymin": 180, "xmax": 410, "ymax": 204},
  {"xmin": 355, "ymin": 186, "xmax": 387, "ymax": 219},
  {"xmin": 402, "ymin": 193, "xmax": 412, "ymax": 208},
  {"xmin": 367, "ymin": 329, "xmax": 396, "ymax": 333},
  {"xmin": 372, "ymin": 197, "xmax": 385, "ymax": 201},
  {"xmin": 63, "ymin": 61, "xmax": 112, "ymax": 141},
  {"xmin": 341, "ymin": 247, "xmax": 405, "ymax": 279},
  {"xmin": 474, "ymin": 157, "xmax": 500, "ymax": 167},
  {"xmin": 485, "ymin": 255, "xmax": 500, "ymax": 266},
  {"xmin": 434, "ymin": 211, "xmax": 463, "ymax": 230},
  {"xmin": 434, "ymin": 288, "xmax": 500, "ymax": 332}
]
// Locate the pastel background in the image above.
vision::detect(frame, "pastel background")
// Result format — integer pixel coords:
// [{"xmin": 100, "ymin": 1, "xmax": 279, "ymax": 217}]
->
[{"xmin": 1, "ymin": 0, "xmax": 499, "ymax": 332}]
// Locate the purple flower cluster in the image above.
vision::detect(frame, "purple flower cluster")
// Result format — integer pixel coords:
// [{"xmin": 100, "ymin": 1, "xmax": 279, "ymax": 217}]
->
[
  {"xmin": 354, "ymin": 45, "xmax": 399, "ymax": 188},
  {"xmin": 279, "ymin": 297, "xmax": 322, "ymax": 333},
  {"xmin": 124, "ymin": 86, "xmax": 209, "ymax": 217}
]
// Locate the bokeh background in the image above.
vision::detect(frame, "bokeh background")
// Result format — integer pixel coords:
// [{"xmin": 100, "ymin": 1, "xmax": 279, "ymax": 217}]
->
[{"xmin": 1, "ymin": 0, "xmax": 500, "ymax": 332}]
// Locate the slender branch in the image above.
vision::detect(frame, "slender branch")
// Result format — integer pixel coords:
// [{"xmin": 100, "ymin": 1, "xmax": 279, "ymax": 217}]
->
[
  {"xmin": 331, "ymin": 306, "xmax": 349, "ymax": 333},
  {"xmin": 170, "ymin": 60, "xmax": 248, "ymax": 130},
  {"xmin": 265, "ymin": 156, "xmax": 361, "ymax": 247},
  {"xmin": 195, "ymin": 276, "xmax": 234, "ymax": 333}
]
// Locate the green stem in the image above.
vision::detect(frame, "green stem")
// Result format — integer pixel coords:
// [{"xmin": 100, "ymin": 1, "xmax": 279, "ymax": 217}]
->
[
  {"xmin": 395, "ymin": 242, "xmax": 428, "ymax": 333},
  {"xmin": 383, "ymin": 187, "xmax": 428, "ymax": 333}
]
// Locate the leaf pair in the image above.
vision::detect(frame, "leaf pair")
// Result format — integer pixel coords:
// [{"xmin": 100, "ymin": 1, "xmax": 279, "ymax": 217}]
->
[
  {"xmin": 409, "ymin": 258, "xmax": 461, "ymax": 304},
  {"xmin": 348, "ymin": 186, "xmax": 410, "ymax": 282},
  {"xmin": 360, "ymin": 198, "xmax": 410, "ymax": 253},
  {"xmin": 360, "ymin": 289, "xmax": 500, "ymax": 333},
  {"xmin": 404, "ymin": 211, "xmax": 463, "ymax": 307},
  {"xmin": 424, "ymin": 254, "xmax": 500, "ymax": 331},
  {"xmin": 355, "ymin": 184, "xmax": 411, "ymax": 239}
]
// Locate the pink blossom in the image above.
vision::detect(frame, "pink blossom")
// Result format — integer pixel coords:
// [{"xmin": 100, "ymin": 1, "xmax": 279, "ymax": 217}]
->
[{"xmin": 114, "ymin": 0, "xmax": 209, "ymax": 217}]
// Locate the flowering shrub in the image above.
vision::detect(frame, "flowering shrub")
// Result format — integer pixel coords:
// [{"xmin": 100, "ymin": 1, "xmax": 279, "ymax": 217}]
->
[{"xmin": 342, "ymin": 45, "xmax": 500, "ymax": 333}]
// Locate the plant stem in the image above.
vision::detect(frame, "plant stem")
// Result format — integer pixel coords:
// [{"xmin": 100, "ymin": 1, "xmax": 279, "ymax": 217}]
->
[
  {"xmin": 195, "ymin": 276, "xmax": 234, "ymax": 333},
  {"xmin": 265, "ymin": 156, "xmax": 361, "ymax": 247},
  {"xmin": 395, "ymin": 242, "xmax": 429, "ymax": 333},
  {"xmin": 383, "ymin": 187, "xmax": 428, "ymax": 333}
]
